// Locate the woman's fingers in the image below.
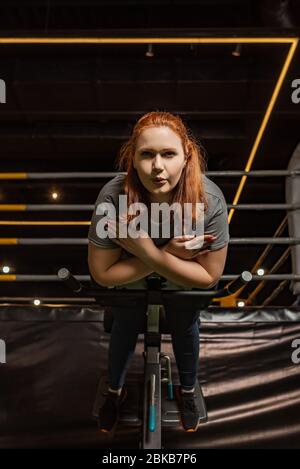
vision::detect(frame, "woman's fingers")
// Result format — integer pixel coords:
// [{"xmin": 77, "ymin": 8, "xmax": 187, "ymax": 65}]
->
[
  {"xmin": 184, "ymin": 234, "xmax": 216, "ymax": 250},
  {"xmin": 174, "ymin": 233, "xmax": 217, "ymax": 241}
]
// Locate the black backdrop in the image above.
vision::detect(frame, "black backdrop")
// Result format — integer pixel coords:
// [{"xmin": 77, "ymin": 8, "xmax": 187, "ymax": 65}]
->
[{"xmin": 0, "ymin": 306, "xmax": 300, "ymax": 449}]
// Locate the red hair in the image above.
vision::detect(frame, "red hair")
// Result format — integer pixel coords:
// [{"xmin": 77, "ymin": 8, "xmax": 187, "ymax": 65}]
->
[{"xmin": 115, "ymin": 111, "xmax": 208, "ymax": 225}]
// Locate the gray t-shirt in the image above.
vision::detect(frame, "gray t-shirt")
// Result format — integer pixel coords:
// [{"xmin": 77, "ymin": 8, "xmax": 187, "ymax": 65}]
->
[{"xmin": 88, "ymin": 173, "xmax": 229, "ymax": 289}]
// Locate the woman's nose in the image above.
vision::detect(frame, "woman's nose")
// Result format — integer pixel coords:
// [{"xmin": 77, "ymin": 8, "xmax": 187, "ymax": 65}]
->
[{"xmin": 152, "ymin": 154, "xmax": 164, "ymax": 170}]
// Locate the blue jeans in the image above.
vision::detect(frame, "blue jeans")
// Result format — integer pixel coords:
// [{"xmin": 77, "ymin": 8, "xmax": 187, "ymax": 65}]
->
[{"xmin": 108, "ymin": 304, "xmax": 200, "ymax": 391}]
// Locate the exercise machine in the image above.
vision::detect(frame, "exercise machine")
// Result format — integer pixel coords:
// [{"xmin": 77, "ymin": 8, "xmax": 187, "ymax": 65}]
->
[{"xmin": 58, "ymin": 268, "xmax": 252, "ymax": 449}]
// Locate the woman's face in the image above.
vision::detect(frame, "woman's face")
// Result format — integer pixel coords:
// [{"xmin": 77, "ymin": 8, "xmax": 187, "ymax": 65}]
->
[{"xmin": 133, "ymin": 126, "xmax": 187, "ymax": 204}]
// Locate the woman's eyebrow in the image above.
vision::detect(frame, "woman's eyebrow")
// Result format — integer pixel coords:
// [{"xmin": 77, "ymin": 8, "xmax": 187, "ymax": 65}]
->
[{"xmin": 139, "ymin": 147, "xmax": 177, "ymax": 152}]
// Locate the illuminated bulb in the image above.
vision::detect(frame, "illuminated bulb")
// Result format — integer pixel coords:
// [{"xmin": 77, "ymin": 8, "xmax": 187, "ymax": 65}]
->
[
  {"xmin": 146, "ymin": 44, "xmax": 154, "ymax": 57},
  {"xmin": 237, "ymin": 301, "xmax": 245, "ymax": 308},
  {"xmin": 52, "ymin": 192, "xmax": 58, "ymax": 200},
  {"xmin": 2, "ymin": 266, "xmax": 10, "ymax": 273},
  {"xmin": 257, "ymin": 268, "xmax": 265, "ymax": 276},
  {"xmin": 33, "ymin": 299, "xmax": 41, "ymax": 306},
  {"xmin": 232, "ymin": 44, "xmax": 242, "ymax": 57}
]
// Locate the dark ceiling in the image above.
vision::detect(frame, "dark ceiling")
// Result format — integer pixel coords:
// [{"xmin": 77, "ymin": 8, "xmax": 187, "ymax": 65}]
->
[{"xmin": 0, "ymin": 0, "xmax": 300, "ymax": 306}]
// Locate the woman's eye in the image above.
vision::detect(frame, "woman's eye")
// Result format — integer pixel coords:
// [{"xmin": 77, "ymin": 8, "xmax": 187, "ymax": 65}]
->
[{"xmin": 140, "ymin": 151, "xmax": 175, "ymax": 157}]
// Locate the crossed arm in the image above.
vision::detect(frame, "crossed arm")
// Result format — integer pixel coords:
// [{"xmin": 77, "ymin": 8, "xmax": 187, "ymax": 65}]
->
[{"xmin": 88, "ymin": 241, "xmax": 228, "ymax": 290}]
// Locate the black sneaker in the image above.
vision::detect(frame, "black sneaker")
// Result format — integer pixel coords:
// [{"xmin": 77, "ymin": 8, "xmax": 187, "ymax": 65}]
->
[
  {"xmin": 176, "ymin": 386, "xmax": 200, "ymax": 432},
  {"xmin": 98, "ymin": 387, "xmax": 127, "ymax": 433}
]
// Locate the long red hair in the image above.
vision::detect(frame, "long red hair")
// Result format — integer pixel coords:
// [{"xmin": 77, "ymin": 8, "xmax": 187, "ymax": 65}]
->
[{"xmin": 115, "ymin": 111, "xmax": 208, "ymax": 225}]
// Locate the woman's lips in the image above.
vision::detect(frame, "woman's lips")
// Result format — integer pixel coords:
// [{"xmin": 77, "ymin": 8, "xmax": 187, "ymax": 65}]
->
[{"xmin": 152, "ymin": 178, "xmax": 167, "ymax": 185}]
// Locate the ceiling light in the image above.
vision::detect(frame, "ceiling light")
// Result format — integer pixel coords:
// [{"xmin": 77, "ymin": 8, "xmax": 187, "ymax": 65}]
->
[
  {"xmin": 257, "ymin": 268, "xmax": 265, "ymax": 276},
  {"xmin": 146, "ymin": 44, "xmax": 154, "ymax": 58},
  {"xmin": 232, "ymin": 44, "xmax": 242, "ymax": 57}
]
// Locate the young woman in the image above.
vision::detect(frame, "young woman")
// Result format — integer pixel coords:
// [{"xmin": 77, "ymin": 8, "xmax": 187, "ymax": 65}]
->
[{"xmin": 88, "ymin": 111, "xmax": 229, "ymax": 433}]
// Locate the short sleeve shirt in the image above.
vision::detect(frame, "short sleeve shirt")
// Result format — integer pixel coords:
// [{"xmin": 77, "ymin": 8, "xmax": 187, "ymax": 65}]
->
[{"xmin": 88, "ymin": 173, "xmax": 229, "ymax": 289}]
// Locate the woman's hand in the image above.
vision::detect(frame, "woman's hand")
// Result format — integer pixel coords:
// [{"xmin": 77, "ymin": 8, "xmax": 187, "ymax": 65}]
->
[
  {"xmin": 106, "ymin": 217, "xmax": 157, "ymax": 260},
  {"xmin": 161, "ymin": 233, "xmax": 217, "ymax": 260}
]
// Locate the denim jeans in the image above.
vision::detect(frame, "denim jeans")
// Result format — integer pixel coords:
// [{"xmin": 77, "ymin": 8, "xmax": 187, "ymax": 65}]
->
[{"xmin": 108, "ymin": 304, "xmax": 200, "ymax": 391}]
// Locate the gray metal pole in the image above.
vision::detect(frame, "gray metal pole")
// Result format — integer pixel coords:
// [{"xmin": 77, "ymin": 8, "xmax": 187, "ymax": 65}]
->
[
  {"xmin": 1, "ymin": 204, "xmax": 299, "ymax": 211},
  {"xmin": 4, "ymin": 237, "xmax": 300, "ymax": 245},
  {"xmin": 1, "ymin": 274, "xmax": 300, "ymax": 282}
]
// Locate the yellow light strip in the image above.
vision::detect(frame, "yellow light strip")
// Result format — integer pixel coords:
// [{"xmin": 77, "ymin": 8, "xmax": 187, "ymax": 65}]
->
[
  {"xmin": 0, "ymin": 275, "xmax": 16, "ymax": 281},
  {"xmin": 0, "ymin": 205, "xmax": 26, "ymax": 211},
  {"xmin": 0, "ymin": 37, "xmax": 297, "ymax": 44},
  {"xmin": 228, "ymin": 37, "xmax": 299, "ymax": 223},
  {"xmin": 0, "ymin": 238, "xmax": 18, "ymax": 244},
  {"xmin": 0, "ymin": 221, "xmax": 90, "ymax": 225},
  {"xmin": 0, "ymin": 173, "xmax": 27, "ymax": 179}
]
